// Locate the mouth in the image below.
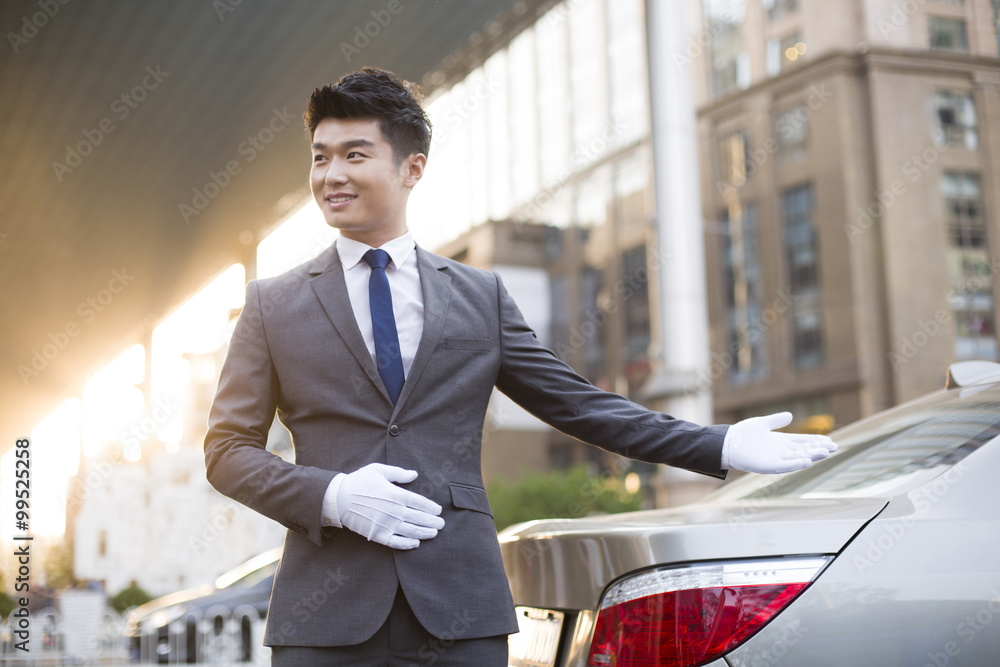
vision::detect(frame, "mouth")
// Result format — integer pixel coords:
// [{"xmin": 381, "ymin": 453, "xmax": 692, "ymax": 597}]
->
[{"xmin": 325, "ymin": 194, "xmax": 357, "ymax": 208}]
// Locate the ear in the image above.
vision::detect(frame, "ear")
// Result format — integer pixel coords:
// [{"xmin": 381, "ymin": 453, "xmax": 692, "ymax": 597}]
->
[{"xmin": 400, "ymin": 153, "xmax": 426, "ymax": 189}]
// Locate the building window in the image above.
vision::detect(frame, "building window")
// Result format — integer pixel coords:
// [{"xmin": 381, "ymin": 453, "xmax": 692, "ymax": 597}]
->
[
  {"xmin": 782, "ymin": 183, "xmax": 824, "ymax": 368},
  {"xmin": 943, "ymin": 171, "xmax": 998, "ymax": 360},
  {"xmin": 621, "ymin": 245, "xmax": 651, "ymax": 364},
  {"xmin": 993, "ymin": 1, "xmax": 1000, "ymax": 56},
  {"xmin": 550, "ymin": 275, "xmax": 571, "ymax": 362},
  {"xmin": 569, "ymin": 0, "xmax": 608, "ymax": 163},
  {"xmin": 720, "ymin": 202, "xmax": 768, "ymax": 384},
  {"xmin": 929, "ymin": 16, "xmax": 969, "ymax": 51},
  {"xmin": 775, "ymin": 104, "xmax": 809, "ymax": 164},
  {"xmin": 935, "ymin": 90, "xmax": 978, "ymax": 149},
  {"xmin": 607, "ymin": 0, "xmax": 648, "ymax": 147},
  {"xmin": 763, "ymin": 0, "xmax": 798, "ymax": 20},
  {"xmin": 581, "ymin": 267, "xmax": 607, "ymax": 382},
  {"xmin": 720, "ymin": 130, "xmax": 751, "ymax": 186},
  {"xmin": 705, "ymin": 0, "xmax": 749, "ymax": 96},
  {"xmin": 767, "ymin": 33, "xmax": 806, "ymax": 76}
]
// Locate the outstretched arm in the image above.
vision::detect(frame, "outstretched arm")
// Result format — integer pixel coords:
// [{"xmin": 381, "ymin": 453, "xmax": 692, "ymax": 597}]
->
[{"xmin": 493, "ymin": 274, "xmax": 835, "ymax": 476}]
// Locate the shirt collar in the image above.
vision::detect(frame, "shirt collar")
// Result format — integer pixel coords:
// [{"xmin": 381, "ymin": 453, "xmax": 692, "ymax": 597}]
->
[{"xmin": 337, "ymin": 230, "xmax": 416, "ymax": 271}]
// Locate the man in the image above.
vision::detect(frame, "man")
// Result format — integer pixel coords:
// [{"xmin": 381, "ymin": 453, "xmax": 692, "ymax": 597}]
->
[{"xmin": 204, "ymin": 66, "xmax": 835, "ymax": 666}]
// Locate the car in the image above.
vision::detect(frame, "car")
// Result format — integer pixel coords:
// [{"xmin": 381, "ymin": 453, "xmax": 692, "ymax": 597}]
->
[
  {"xmin": 125, "ymin": 547, "xmax": 279, "ymax": 663},
  {"xmin": 500, "ymin": 360, "xmax": 1000, "ymax": 666}
]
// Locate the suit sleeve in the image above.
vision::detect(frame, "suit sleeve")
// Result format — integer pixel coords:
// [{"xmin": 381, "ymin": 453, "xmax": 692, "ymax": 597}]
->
[
  {"xmin": 204, "ymin": 280, "xmax": 337, "ymax": 546},
  {"xmin": 492, "ymin": 273, "xmax": 729, "ymax": 479}
]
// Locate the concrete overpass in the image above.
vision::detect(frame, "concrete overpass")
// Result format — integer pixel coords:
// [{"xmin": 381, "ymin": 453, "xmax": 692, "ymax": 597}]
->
[{"xmin": 0, "ymin": 0, "xmax": 530, "ymax": 454}]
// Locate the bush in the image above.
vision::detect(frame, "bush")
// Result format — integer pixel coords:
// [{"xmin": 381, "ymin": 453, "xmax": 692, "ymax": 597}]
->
[
  {"xmin": 0, "ymin": 590, "xmax": 14, "ymax": 620},
  {"xmin": 109, "ymin": 582, "xmax": 153, "ymax": 614},
  {"xmin": 487, "ymin": 464, "xmax": 642, "ymax": 532}
]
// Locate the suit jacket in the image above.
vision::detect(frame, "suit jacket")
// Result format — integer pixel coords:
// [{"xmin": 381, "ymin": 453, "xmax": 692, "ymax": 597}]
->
[{"xmin": 204, "ymin": 241, "xmax": 728, "ymax": 647}]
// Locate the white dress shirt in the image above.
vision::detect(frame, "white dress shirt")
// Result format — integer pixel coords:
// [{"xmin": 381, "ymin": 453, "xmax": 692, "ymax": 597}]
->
[
  {"xmin": 334, "ymin": 231, "xmax": 425, "ymax": 378},
  {"xmin": 321, "ymin": 230, "xmax": 425, "ymax": 528}
]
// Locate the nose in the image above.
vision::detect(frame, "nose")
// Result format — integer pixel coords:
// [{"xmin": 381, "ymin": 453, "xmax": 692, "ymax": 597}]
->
[{"xmin": 323, "ymin": 159, "xmax": 348, "ymax": 185}]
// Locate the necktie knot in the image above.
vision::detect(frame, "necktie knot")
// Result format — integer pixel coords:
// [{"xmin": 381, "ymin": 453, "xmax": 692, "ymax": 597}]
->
[{"xmin": 363, "ymin": 248, "xmax": 391, "ymax": 272}]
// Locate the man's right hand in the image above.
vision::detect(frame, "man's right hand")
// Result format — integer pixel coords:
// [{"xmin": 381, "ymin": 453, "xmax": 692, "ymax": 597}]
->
[{"xmin": 335, "ymin": 463, "xmax": 445, "ymax": 549}]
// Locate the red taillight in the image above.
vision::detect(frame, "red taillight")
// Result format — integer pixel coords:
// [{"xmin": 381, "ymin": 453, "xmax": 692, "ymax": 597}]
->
[{"xmin": 587, "ymin": 557, "xmax": 830, "ymax": 667}]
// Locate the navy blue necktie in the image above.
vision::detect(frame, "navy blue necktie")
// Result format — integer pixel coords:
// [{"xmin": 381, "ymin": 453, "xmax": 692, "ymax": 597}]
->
[{"xmin": 363, "ymin": 249, "xmax": 405, "ymax": 404}]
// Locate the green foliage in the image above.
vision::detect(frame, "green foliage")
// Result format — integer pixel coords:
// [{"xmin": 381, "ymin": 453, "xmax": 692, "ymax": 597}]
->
[
  {"xmin": 0, "ymin": 590, "xmax": 14, "ymax": 620},
  {"xmin": 109, "ymin": 581, "xmax": 154, "ymax": 614},
  {"xmin": 42, "ymin": 538, "xmax": 76, "ymax": 591},
  {"xmin": 487, "ymin": 465, "xmax": 642, "ymax": 532}
]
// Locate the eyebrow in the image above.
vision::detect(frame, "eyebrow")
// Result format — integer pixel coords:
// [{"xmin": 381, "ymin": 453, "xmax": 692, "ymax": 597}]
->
[{"xmin": 311, "ymin": 138, "xmax": 376, "ymax": 152}]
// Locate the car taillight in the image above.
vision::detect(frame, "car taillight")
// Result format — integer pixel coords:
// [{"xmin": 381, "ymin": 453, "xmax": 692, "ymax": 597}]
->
[{"xmin": 587, "ymin": 556, "xmax": 831, "ymax": 667}]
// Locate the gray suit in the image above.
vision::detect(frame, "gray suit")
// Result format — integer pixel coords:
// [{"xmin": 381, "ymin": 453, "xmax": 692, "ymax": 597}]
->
[{"xmin": 204, "ymin": 242, "xmax": 728, "ymax": 647}]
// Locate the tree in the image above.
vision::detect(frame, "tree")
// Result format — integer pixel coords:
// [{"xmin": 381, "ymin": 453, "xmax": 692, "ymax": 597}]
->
[
  {"xmin": 42, "ymin": 537, "xmax": 76, "ymax": 590},
  {"xmin": 487, "ymin": 464, "xmax": 642, "ymax": 532},
  {"xmin": 109, "ymin": 580, "xmax": 153, "ymax": 614}
]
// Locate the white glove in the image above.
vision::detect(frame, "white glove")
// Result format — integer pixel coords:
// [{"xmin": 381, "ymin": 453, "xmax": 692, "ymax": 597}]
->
[
  {"xmin": 332, "ymin": 463, "xmax": 445, "ymax": 550},
  {"xmin": 723, "ymin": 412, "xmax": 837, "ymax": 474}
]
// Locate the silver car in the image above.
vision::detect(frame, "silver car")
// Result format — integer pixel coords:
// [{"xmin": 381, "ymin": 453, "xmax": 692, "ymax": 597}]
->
[{"xmin": 500, "ymin": 361, "xmax": 1000, "ymax": 666}]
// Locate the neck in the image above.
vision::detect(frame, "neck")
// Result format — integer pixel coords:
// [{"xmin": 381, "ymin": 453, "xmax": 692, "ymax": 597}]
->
[{"xmin": 341, "ymin": 226, "xmax": 408, "ymax": 249}]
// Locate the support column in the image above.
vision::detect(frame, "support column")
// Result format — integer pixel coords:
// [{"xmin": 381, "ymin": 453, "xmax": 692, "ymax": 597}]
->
[{"xmin": 644, "ymin": 0, "xmax": 721, "ymax": 506}]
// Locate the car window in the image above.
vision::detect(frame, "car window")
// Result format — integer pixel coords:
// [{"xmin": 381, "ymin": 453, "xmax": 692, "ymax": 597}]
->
[{"xmin": 708, "ymin": 386, "xmax": 1000, "ymax": 502}]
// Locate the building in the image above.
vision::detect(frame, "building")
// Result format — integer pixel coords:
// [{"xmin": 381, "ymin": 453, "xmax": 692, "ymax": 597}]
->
[{"xmin": 693, "ymin": 0, "xmax": 1000, "ymax": 427}]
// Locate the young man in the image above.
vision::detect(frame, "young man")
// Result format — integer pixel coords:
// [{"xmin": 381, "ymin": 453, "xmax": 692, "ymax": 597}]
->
[{"xmin": 204, "ymin": 66, "xmax": 835, "ymax": 665}]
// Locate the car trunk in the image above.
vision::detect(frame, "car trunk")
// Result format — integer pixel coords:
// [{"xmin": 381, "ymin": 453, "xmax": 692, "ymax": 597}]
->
[{"xmin": 499, "ymin": 496, "xmax": 888, "ymax": 611}]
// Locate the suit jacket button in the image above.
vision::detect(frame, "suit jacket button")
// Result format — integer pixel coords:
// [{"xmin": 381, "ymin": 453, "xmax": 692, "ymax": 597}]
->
[{"xmin": 389, "ymin": 424, "xmax": 401, "ymax": 436}]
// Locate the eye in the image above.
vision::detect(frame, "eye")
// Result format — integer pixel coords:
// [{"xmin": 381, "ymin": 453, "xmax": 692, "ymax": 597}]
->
[
  {"xmin": 312, "ymin": 154, "xmax": 326, "ymax": 163},
  {"xmin": 347, "ymin": 151, "xmax": 365, "ymax": 159}
]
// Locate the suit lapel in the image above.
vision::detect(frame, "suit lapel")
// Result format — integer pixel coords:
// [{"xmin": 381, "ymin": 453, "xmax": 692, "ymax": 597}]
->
[
  {"xmin": 308, "ymin": 243, "xmax": 390, "ymax": 404},
  {"xmin": 394, "ymin": 246, "xmax": 451, "ymax": 410}
]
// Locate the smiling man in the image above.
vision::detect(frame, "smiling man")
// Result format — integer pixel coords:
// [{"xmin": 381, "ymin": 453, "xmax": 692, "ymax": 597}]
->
[{"xmin": 203, "ymin": 66, "xmax": 836, "ymax": 666}]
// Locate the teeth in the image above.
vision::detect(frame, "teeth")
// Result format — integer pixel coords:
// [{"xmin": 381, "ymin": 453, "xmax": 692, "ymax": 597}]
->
[{"xmin": 328, "ymin": 195, "xmax": 355, "ymax": 202}]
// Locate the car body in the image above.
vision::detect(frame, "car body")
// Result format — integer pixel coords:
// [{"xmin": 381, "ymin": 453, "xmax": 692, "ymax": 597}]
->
[
  {"xmin": 125, "ymin": 547, "xmax": 279, "ymax": 663},
  {"xmin": 500, "ymin": 361, "xmax": 1000, "ymax": 666}
]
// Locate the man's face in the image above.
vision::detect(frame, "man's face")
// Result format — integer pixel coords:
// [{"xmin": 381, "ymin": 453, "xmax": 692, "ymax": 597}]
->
[{"xmin": 309, "ymin": 116, "xmax": 424, "ymax": 246}]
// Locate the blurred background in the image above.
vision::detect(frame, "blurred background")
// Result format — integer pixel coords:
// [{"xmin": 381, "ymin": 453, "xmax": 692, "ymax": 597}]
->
[{"xmin": 2, "ymin": 0, "xmax": 999, "ymax": 661}]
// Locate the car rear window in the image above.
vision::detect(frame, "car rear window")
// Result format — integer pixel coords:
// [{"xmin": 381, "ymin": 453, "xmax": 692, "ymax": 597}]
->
[{"xmin": 708, "ymin": 385, "xmax": 1000, "ymax": 501}]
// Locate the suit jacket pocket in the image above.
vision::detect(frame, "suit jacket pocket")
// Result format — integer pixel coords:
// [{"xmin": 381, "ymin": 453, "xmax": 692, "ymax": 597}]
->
[
  {"xmin": 450, "ymin": 483, "xmax": 493, "ymax": 516},
  {"xmin": 445, "ymin": 337, "xmax": 492, "ymax": 351}
]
